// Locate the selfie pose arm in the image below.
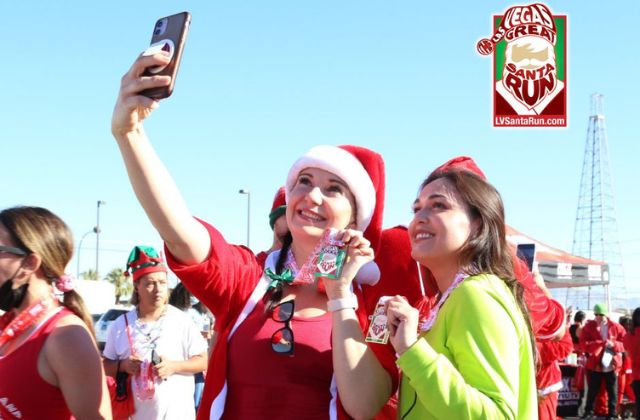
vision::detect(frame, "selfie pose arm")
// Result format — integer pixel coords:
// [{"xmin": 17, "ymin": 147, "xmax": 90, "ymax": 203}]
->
[
  {"xmin": 325, "ymin": 230, "xmax": 392, "ymax": 419},
  {"xmin": 111, "ymin": 52, "xmax": 209, "ymax": 265}
]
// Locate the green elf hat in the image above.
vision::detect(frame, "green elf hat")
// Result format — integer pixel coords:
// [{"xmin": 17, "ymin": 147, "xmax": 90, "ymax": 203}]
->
[
  {"xmin": 268, "ymin": 186, "xmax": 286, "ymax": 230},
  {"xmin": 124, "ymin": 245, "xmax": 167, "ymax": 282}
]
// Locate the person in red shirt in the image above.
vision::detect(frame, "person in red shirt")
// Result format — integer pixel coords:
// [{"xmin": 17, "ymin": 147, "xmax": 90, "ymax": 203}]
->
[
  {"xmin": 580, "ymin": 303, "xmax": 627, "ymax": 419},
  {"xmin": 616, "ymin": 316, "xmax": 635, "ymax": 413},
  {"xmin": 256, "ymin": 187, "xmax": 288, "ymax": 267},
  {"xmin": 537, "ymin": 329, "xmax": 574, "ymax": 420},
  {"xmin": 570, "ymin": 310, "xmax": 587, "ymax": 354},
  {"xmin": 111, "ymin": 60, "xmax": 396, "ymax": 420},
  {"xmin": 623, "ymin": 307, "xmax": 640, "ymax": 420},
  {"xmin": 0, "ymin": 206, "xmax": 111, "ymax": 419}
]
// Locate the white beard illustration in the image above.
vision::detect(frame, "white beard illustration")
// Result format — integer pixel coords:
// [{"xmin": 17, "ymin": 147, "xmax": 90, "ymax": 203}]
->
[{"xmin": 501, "ymin": 36, "xmax": 557, "ymax": 110}]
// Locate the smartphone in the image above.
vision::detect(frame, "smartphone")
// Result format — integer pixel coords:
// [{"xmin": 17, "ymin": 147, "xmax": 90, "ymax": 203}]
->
[
  {"xmin": 516, "ymin": 243, "xmax": 536, "ymax": 272},
  {"xmin": 140, "ymin": 12, "xmax": 191, "ymax": 99},
  {"xmin": 151, "ymin": 349, "xmax": 161, "ymax": 366}
]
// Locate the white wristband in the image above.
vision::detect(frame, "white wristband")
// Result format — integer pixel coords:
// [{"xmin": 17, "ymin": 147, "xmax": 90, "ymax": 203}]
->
[{"xmin": 327, "ymin": 295, "xmax": 359, "ymax": 312}]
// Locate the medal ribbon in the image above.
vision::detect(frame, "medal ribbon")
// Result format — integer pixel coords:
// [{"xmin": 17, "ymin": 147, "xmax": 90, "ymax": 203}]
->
[
  {"xmin": 0, "ymin": 299, "xmax": 55, "ymax": 349},
  {"xmin": 419, "ymin": 272, "xmax": 469, "ymax": 332}
]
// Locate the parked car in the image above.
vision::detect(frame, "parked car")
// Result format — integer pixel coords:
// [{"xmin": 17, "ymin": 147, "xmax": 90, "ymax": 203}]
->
[{"xmin": 95, "ymin": 306, "xmax": 132, "ymax": 350}]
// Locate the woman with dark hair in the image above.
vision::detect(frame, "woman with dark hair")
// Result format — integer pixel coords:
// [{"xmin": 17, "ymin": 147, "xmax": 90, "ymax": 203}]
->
[
  {"xmin": 570, "ymin": 310, "xmax": 587, "ymax": 352},
  {"xmin": 169, "ymin": 282, "xmax": 192, "ymax": 311},
  {"xmin": 0, "ymin": 206, "xmax": 111, "ymax": 419},
  {"xmin": 623, "ymin": 307, "xmax": 640, "ymax": 419},
  {"xmin": 385, "ymin": 170, "xmax": 536, "ymax": 419}
]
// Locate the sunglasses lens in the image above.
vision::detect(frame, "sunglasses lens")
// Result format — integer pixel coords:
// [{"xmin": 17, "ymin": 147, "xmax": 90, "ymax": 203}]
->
[
  {"xmin": 271, "ymin": 327, "xmax": 293, "ymax": 353},
  {"xmin": 0, "ymin": 245, "xmax": 27, "ymax": 256},
  {"xmin": 273, "ymin": 301, "xmax": 294, "ymax": 322}
]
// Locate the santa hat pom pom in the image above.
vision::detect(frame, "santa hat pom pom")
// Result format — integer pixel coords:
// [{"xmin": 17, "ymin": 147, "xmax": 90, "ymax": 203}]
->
[{"xmin": 354, "ymin": 261, "xmax": 380, "ymax": 286}]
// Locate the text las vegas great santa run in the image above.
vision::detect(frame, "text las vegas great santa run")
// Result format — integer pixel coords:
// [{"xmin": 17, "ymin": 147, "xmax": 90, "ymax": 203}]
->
[{"xmin": 477, "ymin": 3, "xmax": 568, "ymax": 128}]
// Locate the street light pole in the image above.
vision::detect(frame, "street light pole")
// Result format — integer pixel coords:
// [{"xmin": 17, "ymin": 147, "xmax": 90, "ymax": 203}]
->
[
  {"xmin": 77, "ymin": 230, "xmax": 94, "ymax": 278},
  {"xmin": 238, "ymin": 189, "xmax": 250, "ymax": 248},
  {"xmin": 95, "ymin": 200, "xmax": 106, "ymax": 280}
]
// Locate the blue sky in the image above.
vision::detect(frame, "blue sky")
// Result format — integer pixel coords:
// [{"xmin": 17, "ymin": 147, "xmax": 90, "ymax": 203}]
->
[{"xmin": 2, "ymin": 2, "xmax": 638, "ymax": 305}]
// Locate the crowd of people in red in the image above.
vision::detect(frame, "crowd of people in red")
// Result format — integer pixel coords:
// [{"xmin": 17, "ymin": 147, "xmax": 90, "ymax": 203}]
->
[{"xmin": 566, "ymin": 305, "xmax": 640, "ymax": 420}]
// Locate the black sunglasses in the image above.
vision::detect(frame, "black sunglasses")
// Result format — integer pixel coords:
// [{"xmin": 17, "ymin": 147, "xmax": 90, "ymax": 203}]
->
[
  {"xmin": 0, "ymin": 245, "xmax": 28, "ymax": 256},
  {"xmin": 271, "ymin": 300, "xmax": 294, "ymax": 356}
]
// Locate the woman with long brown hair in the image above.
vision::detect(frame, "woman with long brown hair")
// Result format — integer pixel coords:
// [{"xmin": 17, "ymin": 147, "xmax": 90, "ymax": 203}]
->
[
  {"xmin": 0, "ymin": 206, "xmax": 111, "ymax": 419},
  {"xmin": 385, "ymin": 170, "xmax": 537, "ymax": 419}
]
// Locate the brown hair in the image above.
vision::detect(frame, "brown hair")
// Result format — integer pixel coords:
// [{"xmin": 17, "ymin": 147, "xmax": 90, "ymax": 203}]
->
[
  {"xmin": 0, "ymin": 206, "xmax": 95, "ymax": 337},
  {"xmin": 421, "ymin": 171, "xmax": 535, "ymax": 353}
]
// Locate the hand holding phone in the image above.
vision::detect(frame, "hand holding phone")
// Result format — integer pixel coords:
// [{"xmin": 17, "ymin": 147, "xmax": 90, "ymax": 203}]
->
[
  {"xmin": 151, "ymin": 349, "xmax": 161, "ymax": 366},
  {"xmin": 140, "ymin": 12, "xmax": 191, "ymax": 99}
]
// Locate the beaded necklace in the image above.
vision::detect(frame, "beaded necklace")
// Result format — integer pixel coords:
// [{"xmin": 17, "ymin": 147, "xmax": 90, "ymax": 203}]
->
[
  {"xmin": 131, "ymin": 306, "xmax": 167, "ymax": 400},
  {"xmin": 132, "ymin": 306, "xmax": 167, "ymax": 356}
]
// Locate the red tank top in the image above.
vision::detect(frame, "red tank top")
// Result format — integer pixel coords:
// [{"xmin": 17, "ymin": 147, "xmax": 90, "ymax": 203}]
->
[
  {"xmin": 223, "ymin": 298, "xmax": 333, "ymax": 419},
  {"xmin": 0, "ymin": 308, "xmax": 74, "ymax": 420}
]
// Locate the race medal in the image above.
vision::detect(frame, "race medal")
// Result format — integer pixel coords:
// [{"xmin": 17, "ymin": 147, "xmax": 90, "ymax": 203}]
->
[
  {"xmin": 365, "ymin": 296, "xmax": 392, "ymax": 344},
  {"xmin": 314, "ymin": 229, "xmax": 346, "ymax": 280}
]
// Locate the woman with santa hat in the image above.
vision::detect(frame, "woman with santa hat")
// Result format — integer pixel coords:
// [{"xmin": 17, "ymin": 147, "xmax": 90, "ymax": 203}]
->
[{"xmin": 111, "ymin": 52, "xmax": 396, "ymax": 420}]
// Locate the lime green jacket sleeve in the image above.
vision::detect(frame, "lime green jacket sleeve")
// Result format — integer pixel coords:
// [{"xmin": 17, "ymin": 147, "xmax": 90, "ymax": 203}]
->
[{"xmin": 396, "ymin": 276, "xmax": 534, "ymax": 419}]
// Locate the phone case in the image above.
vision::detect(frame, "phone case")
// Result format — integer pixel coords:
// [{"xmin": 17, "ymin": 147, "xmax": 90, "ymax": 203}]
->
[
  {"xmin": 151, "ymin": 349, "xmax": 161, "ymax": 366},
  {"xmin": 140, "ymin": 11, "xmax": 191, "ymax": 99}
]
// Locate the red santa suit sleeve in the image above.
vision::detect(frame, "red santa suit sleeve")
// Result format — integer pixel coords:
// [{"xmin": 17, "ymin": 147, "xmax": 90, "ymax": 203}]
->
[
  {"xmin": 165, "ymin": 218, "xmax": 264, "ymax": 334},
  {"xmin": 514, "ymin": 257, "xmax": 565, "ymax": 341},
  {"xmin": 536, "ymin": 329, "xmax": 574, "ymax": 420}
]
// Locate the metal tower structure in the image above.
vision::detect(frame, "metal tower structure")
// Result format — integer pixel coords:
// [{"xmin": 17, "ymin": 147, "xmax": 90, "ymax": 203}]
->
[{"xmin": 566, "ymin": 93, "xmax": 627, "ymax": 312}]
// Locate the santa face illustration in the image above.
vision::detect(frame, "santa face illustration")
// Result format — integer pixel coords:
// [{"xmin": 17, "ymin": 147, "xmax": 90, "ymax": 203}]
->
[{"xmin": 501, "ymin": 35, "xmax": 557, "ymax": 110}]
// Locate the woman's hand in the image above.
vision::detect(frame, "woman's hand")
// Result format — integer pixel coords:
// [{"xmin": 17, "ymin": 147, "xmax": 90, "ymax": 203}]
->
[
  {"xmin": 385, "ymin": 295, "xmax": 420, "ymax": 355},
  {"xmin": 111, "ymin": 51, "xmax": 172, "ymax": 138},
  {"xmin": 153, "ymin": 357, "xmax": 176, "ymax": 380},
  {"xmin": 121, "ymin": 355, "xmax": 143, "ymax": 375},
  {"xmin": 323, "ymin": 229, "xmax": 373, "ymax": 300}
]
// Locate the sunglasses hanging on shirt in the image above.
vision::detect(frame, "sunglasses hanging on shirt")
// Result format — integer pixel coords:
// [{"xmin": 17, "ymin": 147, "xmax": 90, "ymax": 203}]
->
[{"xmin": 271, "ymin": 300, "xmax": 294, "ymax": 356}]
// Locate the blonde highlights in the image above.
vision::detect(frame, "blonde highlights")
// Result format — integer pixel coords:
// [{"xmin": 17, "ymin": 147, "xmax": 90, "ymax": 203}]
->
[{"xmin": 0, "ymin": 206, "xmax": 94, "ymax": 336}]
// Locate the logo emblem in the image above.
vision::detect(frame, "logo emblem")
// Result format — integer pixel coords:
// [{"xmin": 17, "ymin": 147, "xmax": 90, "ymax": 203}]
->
[{"xmin": 477, "ymin": 3, "xmax": 567, "ymax": 127}]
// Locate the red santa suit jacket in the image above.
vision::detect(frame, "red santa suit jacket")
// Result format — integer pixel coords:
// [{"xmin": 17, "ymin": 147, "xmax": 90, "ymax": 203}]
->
[
  {"xmin": 623, "ymin": 327, "xmax": 640, "ymax": 381},
  {"xmin": 580, "ymin": 317, "xmax": 626, "ymax": 371},
  {"xmin": 166, "ymin": 221, "xmax": 398, "ymax": 420}
]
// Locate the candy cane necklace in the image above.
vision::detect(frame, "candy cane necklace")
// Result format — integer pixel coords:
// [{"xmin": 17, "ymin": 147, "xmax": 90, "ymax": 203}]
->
[{"xmin": 0, "ymin": 298, "xmax": 56, "ymax": 349}]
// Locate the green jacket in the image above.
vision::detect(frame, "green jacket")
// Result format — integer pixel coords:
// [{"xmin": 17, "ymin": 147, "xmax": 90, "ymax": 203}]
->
[{"xmin": 396, "ymin": 274, "xmax": 537, "ymax": 419}]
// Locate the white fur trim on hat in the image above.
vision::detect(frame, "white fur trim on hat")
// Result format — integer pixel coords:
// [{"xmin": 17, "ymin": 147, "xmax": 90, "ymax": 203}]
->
[
  {"xmin": 285, "ymin": 145, "xmax": 376, "ymax": 231},
  {"xmin": 355, "ymin": 261, "xmax": 380, "ymax": 286}
]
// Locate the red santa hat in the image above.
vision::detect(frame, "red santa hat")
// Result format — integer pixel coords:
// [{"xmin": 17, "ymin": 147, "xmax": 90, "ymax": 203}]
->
[
  {"xmin": 286, "ymin": 145, "xmax": 385, "ymax": 284},
  {"xmin": 431, "ymin": 155, "xmax": 487, "ymax": 180},
  {"xmin": 268, "ymin": 186, "xmax": 287, "ymax": 229}
]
